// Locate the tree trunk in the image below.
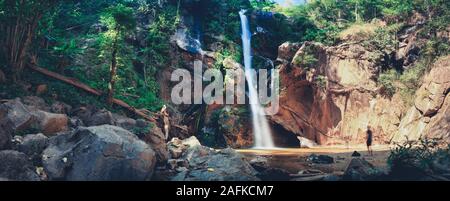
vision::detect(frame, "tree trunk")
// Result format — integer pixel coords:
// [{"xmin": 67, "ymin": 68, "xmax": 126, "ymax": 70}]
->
[{"xmin": 107, "ymin": 33, "xmax": 119, "ymax": 106}]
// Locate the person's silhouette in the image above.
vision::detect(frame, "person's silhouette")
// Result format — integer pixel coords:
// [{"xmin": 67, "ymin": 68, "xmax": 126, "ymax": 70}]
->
[{"xmin": 366, "ymin": 125, "xmax": 373, "ymax": 156}]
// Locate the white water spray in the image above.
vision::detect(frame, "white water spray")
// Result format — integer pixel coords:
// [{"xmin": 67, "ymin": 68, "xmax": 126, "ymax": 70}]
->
[{"xmin": 239, "ymin": 10, "xmax": 275, "ymax": 149}]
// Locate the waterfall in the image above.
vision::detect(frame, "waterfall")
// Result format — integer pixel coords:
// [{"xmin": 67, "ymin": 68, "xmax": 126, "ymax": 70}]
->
[{"xmin": 239, "ymin": 10, "xmax": 275, "ymax": 149}]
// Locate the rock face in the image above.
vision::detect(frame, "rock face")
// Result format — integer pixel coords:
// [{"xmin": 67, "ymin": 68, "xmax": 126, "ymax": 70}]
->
[
  {"xmin": 392, "ymin": 56, "xmax": 450, "ymax": 143},
  {"xmin": 168, "ymin": 137, "xmax": 260, "ymax": 181},
  {"xmin": 172, "ymin": 28, "xmax": 202, "ymax": 54},
  {"xmin": 270, "ymin": 42, "xmax": 400, "ymax": 145},
  {"xmin": 0, "ymin": 150, "xmax": 40, "ymax": 181},
  {"xmin": 42, "ymin": 125, "xmax": 156, "ymax": 181}
]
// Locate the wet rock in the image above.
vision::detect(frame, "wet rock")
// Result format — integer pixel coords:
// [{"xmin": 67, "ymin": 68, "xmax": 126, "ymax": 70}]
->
[
  {"xmin": 172, "ymin": 28, "xmax": 202, "ymax": 54},
  {"xmin": 343, "ymin": 158, "xmax": 382, "ymax": 181},
  {"xmin": 308, "ymin": 154, "xmax": 334, "ymax": 164},
  {"xmin": 18, "ymin": 133, "xmax": 49, "ymax": 166},
  {"xmin": 249, "ymin": 156, "xmax": 269, "ymax": 172},
  {"xmin": 0, "ymin": 150, "xmax": 40, "ymax": 181},
  {"xmin": 352, "ymin": 151, "xmax": 361, "ymax": 157},
  {"xmin": 42, "ymin": 125, "xmax": 156, "ymax": 181},
  {"xmin": 257, "ymin": 167, "xmax": 291, "ymax": 181}
]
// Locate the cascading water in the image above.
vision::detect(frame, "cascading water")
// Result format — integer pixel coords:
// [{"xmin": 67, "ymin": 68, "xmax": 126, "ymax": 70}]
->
[{"xmin": 239, "ymin": 10, "xmax": 275, "ymax": 149}]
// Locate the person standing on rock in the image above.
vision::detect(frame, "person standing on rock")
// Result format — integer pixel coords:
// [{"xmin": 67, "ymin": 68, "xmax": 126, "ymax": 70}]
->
[
  {"xmin": 160, "ymin": 105, "xmax": 170, "ymax": 141},
  {"xmin": 366, "ymin": 125, "xmax": 373, "ymax": 156}
]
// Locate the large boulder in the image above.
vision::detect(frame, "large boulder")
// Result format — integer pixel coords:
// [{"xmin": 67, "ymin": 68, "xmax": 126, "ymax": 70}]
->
[
  {"xmin": 18, "ymin": 133, "xmax": 49, "ymax": 166},
  {"xmin": 42, "ymin": 125, "xmax": 156, "ymax": 181},
  {"xmin": 0, "ymin": 150, "xmax": 40, "ymax": 181},
  {"xmin": 343, "ymin": 158, "xmax": 382, "ymax": 181},
  {"xmin": 0, "ymin": 98, "xmax": 36, "ymax": 133},
  {"xmin": 31, "ymin": 110, "xmax": 68, "ymax": 136},
  {"xmin": 169, "ymin": 137, "xmax": 260, "ymax": 181},
  {"xmin": 86, "ymin": 109, "xmax": 114, "ymax": 126}
]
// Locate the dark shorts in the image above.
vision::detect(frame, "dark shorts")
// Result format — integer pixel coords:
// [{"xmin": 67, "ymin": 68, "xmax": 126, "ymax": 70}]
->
[{"xmin": 366, "ymin": 140, "xmax": 372, "ymax": 146}]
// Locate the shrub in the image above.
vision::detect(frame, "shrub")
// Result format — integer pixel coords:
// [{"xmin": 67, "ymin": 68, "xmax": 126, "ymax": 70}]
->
[
  {"xmin": 378, "ymin": 69, "xmax": 398, "ymax": 97},
  {"xmin": 338, "ymin": 22, "xmax": 379, "ymax": 41},
  {"xmin": 293, "ymin": 46, "xmax": 318, "ymax": 70},
  {"xmin": 132, "ymin": 123, "xmax": 154, "ymax": 138},
  {"xmin": 314, "ymin": 75, "xmax": 327, "ymax": 89},
  {"xmin": 388, "ymin": 138, "xmax": 449, "ymax": 180}
]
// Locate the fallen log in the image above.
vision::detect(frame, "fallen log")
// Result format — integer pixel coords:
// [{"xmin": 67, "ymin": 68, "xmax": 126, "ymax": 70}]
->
[
  {"xmin": 28, "ymin": 64, "xmax": 102, "ymax": 96},
  {"xmin": 27, "ymin": 64, "xmax": 156, "ymax": 122}
]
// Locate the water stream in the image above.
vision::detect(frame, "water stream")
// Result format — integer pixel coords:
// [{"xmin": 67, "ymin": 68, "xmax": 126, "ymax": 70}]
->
[{"xmin": 239, "ymin": 10, "xmax": 275, "ymax": 149}]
